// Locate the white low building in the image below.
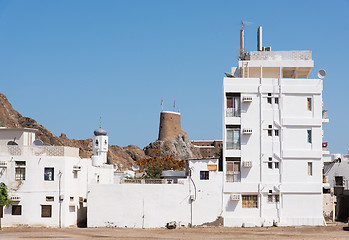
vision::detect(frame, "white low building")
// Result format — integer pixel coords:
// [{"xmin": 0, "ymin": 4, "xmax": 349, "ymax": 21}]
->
[
  {"xmin": 87, "ymin": 158, "xmax": 223, "ymax": 228},
  {"xmin": 0, "ymin": 127, "xmax": 114, "ymax": 227},
  {"xmin": 222, "ymin": 26, "xmax": 327, "ymax": 227}
]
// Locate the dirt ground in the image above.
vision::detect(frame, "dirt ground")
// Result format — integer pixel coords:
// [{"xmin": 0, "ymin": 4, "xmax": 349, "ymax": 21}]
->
[{"xmin": 1, "ymin": 224, "xmax": 349, "ymax": 240}]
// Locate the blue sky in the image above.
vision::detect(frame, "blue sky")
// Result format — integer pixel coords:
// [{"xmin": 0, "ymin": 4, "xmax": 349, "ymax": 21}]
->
[{"xmin": 0, "ymin": 0, "xmax": 348, "ymax": 153}]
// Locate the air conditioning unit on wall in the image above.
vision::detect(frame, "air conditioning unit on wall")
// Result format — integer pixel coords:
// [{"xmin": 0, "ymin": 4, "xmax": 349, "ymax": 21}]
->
[
  {"xmin": 242, "ymin": 161, "xmax": 253, "ymax": 168},
  {"xmin": 230, "ymin": 194, "xmax": 240, "ymax": 201}
]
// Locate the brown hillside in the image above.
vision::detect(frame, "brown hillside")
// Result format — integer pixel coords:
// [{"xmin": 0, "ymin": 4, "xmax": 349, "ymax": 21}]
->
[{"xmin": 0, "ymin": 93, "xmax": 145, "ymax": 170}]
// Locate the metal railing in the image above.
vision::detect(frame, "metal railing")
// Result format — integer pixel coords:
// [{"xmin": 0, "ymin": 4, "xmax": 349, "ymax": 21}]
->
[
  {"xmin": 226, "ymin": 172, "xmax": 241, "ymax": 182},
  {"xmin": 0, "ymin": 145, "xmax": 79, "ymax": 157},
  {"xmin": 226, "ymin": 108, "xmax": 241, "ymax": 117},
  {"xmin": 226, "ymin": 141, "xmax": 240, "ymax": 150},
  {"xmin": 322, "ymin": 110, "xmax": 328, "ymax": 119},
  {"xmin": 121, "ymin": 179, "xmax": 174, "ymax": 184},
  {"xmin": 249, "ymin": 50, "xmax": 312, "ymax": 61}
]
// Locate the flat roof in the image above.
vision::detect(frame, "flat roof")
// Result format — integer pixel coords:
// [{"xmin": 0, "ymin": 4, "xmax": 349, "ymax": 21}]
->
[{"xmin": 0, "ymin": 127, "xmax": 38, "ymax": 132}]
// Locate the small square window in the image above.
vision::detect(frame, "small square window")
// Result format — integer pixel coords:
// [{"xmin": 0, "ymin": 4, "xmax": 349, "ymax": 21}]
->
[
  {"xmin": 41, "ymin": 205, "xmax": 52, "ymax": 218},
  {"xmin": 70, "ymin": 197, "xmax": 74, "ymax": 202},
  {"xmin": 12, "ymin": 205, "xmax": 22, "ymax": 215},
  {"xmin": 268, "ymin": 195, "xmax": 273, "ymax": 203},
  {"xmin": 307, "ymin": 98, "xmax": 312, "ymax": 111},
  {"xmin": 200, "ymin": 171, "xmax": 209, "ymax": 180},
  {"xmin": 275, "ymin": 98, "xmax": 279, "ymax": 104},
  {"xmin": 268, "ymin": 130, "xmax": 272, "ymax": 136},
  {"xmin": 44, "ymin": 168, "xmax": 54, "ymax": 181},
  {"xmin": 274, "ymin": 130, "xmax": 279, "ymax": 136},
  {"xmin": 308, "ymin": 162, "xmax": 313, "ymax": 176},
  {"xmin": 307, "ymin": 130, "xmax": 312, "ymax": 143},
  {"xmin": 46, "ymin": 196, "xmax": 54, "ymax": 202},
  {"xmin": 268, "ymin": 93, "xmax": 272, "ymax": 96},
  {"xmin": 15, "ymin": 161, "xmax": 26, "ymax": 166},
  {"xmin": 268, "ymin": 157, "xmax": 272, "ymax": 169},
  {"xmin": 268, "ymin": 125, "xmax": 272, "ymax": 129}
]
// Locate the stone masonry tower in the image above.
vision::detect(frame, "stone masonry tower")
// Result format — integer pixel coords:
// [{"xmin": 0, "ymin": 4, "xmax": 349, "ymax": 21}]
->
[{"xmin": 158, "ymin": 111, "xmax": 185, "ymax": 141}]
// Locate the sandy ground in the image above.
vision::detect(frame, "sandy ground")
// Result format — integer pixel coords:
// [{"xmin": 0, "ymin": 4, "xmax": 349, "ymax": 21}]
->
[{"xmin": 0, "ymin": 224, "xmax": 349, "ymax": 240}]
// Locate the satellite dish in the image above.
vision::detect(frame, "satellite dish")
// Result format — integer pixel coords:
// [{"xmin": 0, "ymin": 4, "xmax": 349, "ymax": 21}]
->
[
  {"xmin": 33, "ymin": 140, "xmax": 44, "ymax": 146},
  {"xmin": 317, "ymin": 69, "xmax": 326, "ymax": 79},
  {"xmin": 7, "ymin": 141, "xmax": 18, "ymax": 146},
  {"xmin": 132, "ymin": 164, "xmax": 139, "ymax": 171}
]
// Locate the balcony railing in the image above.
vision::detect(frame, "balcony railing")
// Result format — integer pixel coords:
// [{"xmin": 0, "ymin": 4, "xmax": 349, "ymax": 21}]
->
[
  {"xmin": 0, "ymin": 145, "xmax": 79, "ymax": 158},
  {"xmin": 249, "ymin": 50, "xmax": 312, "ymax": 61},
  {"xmin": 226, "ymin": 141, "xmax": 240, "ymax": 150},
  {"xmin": 226, "ymin": 172, "xmax": 241, "ymax": 182},
  {"xmin": 322, "ymin": 110, "xmax": 328, "ymax": 119},
  {"xmin": 121, "ymin": 179, "xmax": 174, "ymax": 184},
  {"xmin": 226, "ymin": 108, "xmax": 241, "ymax": 117}
]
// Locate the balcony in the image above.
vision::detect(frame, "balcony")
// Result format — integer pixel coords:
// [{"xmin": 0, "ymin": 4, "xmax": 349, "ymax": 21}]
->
[
  {"xmin": 226, "ymin": 108, "xmax": 240, "ymax": 117},
  {"xmin": 226, "ymin": 141, "xmax": 240, "ymax": 150},
  {"xmin": 0, "ymin": 145, "xmax": 79, "ymax": 158},
  {"xmin": 322, "ymin": 110, "xmax": 329, "ymax": 124}
]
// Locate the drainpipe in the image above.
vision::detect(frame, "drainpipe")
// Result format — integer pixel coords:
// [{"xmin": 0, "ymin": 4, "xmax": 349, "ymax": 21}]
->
[
  {"xmin": 259, "ymin": 72, "xmax": 263, "ymax": 221},
  {"xmin": 58, "ymin": 171, "xmax": 63, "ymax": 228}
]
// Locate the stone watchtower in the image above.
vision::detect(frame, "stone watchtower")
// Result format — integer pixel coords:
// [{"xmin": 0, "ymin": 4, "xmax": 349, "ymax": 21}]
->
[{"xmin": 158, "ymin": 111, "xmax": 185, "ymax": 141}]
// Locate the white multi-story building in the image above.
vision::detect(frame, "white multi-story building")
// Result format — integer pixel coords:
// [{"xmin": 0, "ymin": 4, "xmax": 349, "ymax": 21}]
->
[
  {"xmin": 0, "ymin": 127, "xmax": 113, "ymax": 227},
  {"xmin": 222, "ymin": 26, "xmax": 328, "ymax": 227}
]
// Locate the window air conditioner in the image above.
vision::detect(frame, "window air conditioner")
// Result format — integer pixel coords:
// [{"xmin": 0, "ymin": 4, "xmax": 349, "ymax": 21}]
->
[
  {"xmin": 230, "ymin": 194, "xmax": 240, "ymax": 201},
  {"xmin": 243, "ymin": 128, "xmax": 253, "ymax": 134},
  {"xmin": 73, "ymin": 165, "xmax": 81, "ymax": 171},
  {"xmin": 242, "ymin": 96, "xmax": 253, "ymax": 102},
  {"xmin": 242, "ymin": 161, "xmax": 253, "ymax": 168}
]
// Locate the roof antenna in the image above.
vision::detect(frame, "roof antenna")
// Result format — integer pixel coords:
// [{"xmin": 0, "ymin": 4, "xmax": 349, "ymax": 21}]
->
[
  {"xmin": 99, "ymin": 116, "xmax": 102, "ymax": 128},
  {"xmin": 240, "ymin": 20, "xmax": 245, "ymax": 58}
]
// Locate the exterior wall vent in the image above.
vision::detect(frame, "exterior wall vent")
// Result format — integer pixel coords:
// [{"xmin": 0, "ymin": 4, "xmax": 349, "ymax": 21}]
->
[
  {"xmin": 242, "ymin": 96, "xmax": 252, "ymax": 102},
  {"xmin": 242, "ymin": 128, "xmax": 253, "ymax": 134},
  {"xmin": 230, "ymin": 194, "xmax": 240, "ymax": 201},
  {"xmin": 73, "ymin": 165, "xmax": 81, "ymax": 172},
  {"xmin": 0, "ymin": 161, "xmax": 7, "ymax": 167},
  {"xmin": 10, "ymin": 196, "xmax": 21, "ymax": 201},
  {"xmin": 242, "ymin": 161, "xmax": 253, "ymax": 168}
]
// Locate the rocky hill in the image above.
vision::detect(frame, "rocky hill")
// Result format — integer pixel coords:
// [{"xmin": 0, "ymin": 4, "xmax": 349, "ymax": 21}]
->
[
  {"xmin": 0, "ymin": 93, "xmax": 202, "ymax": 170},
  {"xmin": 0, "ymin": 93, "xmax": 146, "ymax": 170}
]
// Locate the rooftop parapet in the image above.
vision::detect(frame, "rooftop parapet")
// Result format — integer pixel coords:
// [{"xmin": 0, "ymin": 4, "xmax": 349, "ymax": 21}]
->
[
  {"xmin": 249, "ymin": 50, "xmax": 312, "ymax": 61},
  {"xmin": 0, "ymin": 145, "xmax": 79, "ymax": 158}
]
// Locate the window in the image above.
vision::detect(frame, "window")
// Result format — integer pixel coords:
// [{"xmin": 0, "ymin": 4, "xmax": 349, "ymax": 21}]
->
[
  {"xmin": 268, "ymin": 157, "xmax": 273, "ymax": 169},
  {"xmin": 41, "ymin": 205, "xmax": 52, "ymax": 218},
  {"xmin": 200, "ymin": 171, "xmax": 209, "ymax": 180},
  {"xmin": 226, "ymin": 93, "xmax": 241, "ymax": 117},
  {"xmin": 267, "ymin": 93, "xmax": 272, "ymax": 104},
  {"xmin": 335, "ymin": 176, "xmax": 344, "ymax": 186},
  {"xmin": 308, "ymin": 162, "xmax": 313, "ymax": 176},
  {"xmin": 15, "ymin": 161, "xmax": 26, "ymax": 181},
  {"xmin": 275, "ymin": 98, "xmax": 279, "ymax": 104},
  {"xmin": 226, "ymin": 126, "xmax": 240, "ymax": 150},
  {"xmin": 307, "ymin": 98, "xmax": 312, "ymax": 111},
  {"xmin": 44, "ymin": 168, "xmax": 54, "ymax": 181},
  {"xmin": 70, "ymin": 197, "xmax": 74, "ymax": 202},
  {"xmin": 46, "ymin": 196, "xmax": 54, "ymax": 202},
  {"xmin": 268, "ymin": 195, "xmax": 280, "ymax": 203},
  {"xmin": 274, "ymin": 130, "xmax": 279, "ymax": 136},
  {"xmin": 307, "ymin": 130, "xmax": 312, "ymax": 143},
  {"xmin": 95, "ymin": 140, "xmax": 99, "ymax": 146},
  {"xmin": 226, "ymin": 158, "xmax": 241, "ymax": 182},
  {"xmin": 268, "ymin": 130, "xmax": 272, "ymax": 136},
  {"xmin": 274, "ymin": 162, "xmax": 279, "ymax": 169},
  {"xmin": 12, "ymin": 205, "xmax": 22, "ymax": 215},
  {"xmin": 242, "ymin": 195, "xmax": 258, "ymax": 208}
]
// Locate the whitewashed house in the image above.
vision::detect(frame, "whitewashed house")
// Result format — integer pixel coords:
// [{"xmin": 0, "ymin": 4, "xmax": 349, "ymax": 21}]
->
[
  {"xmin": 222, "ymin": 26, "xmax": 328, "ymax": 227},
  {"xmin": 0, "ymin": 127, "xmax": 113, "ymax": 227}
]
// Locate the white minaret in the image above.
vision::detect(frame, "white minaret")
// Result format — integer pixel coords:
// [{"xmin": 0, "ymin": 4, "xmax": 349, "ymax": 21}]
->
[{"xmin": 91, "ymin": 128, "xmax": 108, "ymax": 166}]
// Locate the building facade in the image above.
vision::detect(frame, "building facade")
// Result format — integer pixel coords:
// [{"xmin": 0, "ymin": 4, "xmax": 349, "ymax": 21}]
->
[
  {"xmin": 222, "ymin": 26, "xmax": 327, "ymax": 227},
  {"xmin": 0, "ymin": 127, "xmax": 114, "ymax": 227}
]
